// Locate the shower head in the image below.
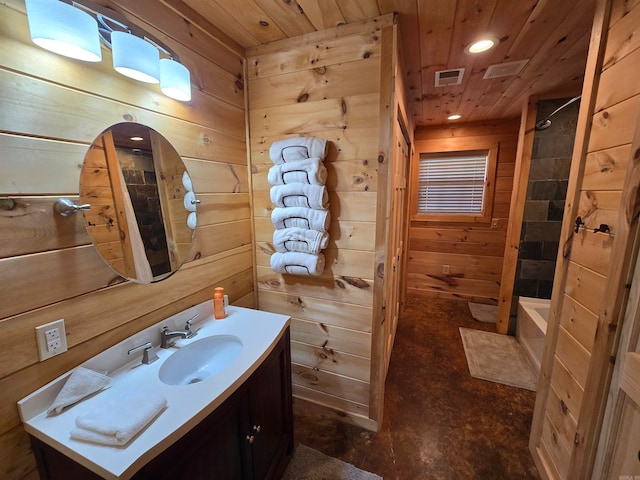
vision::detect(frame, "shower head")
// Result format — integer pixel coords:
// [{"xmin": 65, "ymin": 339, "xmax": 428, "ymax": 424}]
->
[
  {"xmin": 534, "ymin": 95, "xmax": 581, "ymax": 131},
  {"xmin": 535, "ymin": 119, "xmax": 552, "ymax": 131}
]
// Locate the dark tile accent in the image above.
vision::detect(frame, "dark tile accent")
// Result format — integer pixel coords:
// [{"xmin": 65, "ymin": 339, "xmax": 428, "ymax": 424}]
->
[
  {"xmin": 548, "ymin": 201, "xmax": 565, "ymax": 221},
  {"xmin": 514, "ymin": 98, "xmax": 577, "ymax": 297},
  {"xmin": 537, "ymin": 136, "xmax": 576, "ymax": 158},
  {"xmin": 514, "ymin": 279, "xmax": 538, "ymax": 297},
  {"xmin": 553, "ymin": 157, "xmax": 572, "ymax": 179},
  {"xmin": 555, "ymin": 180, "xmax": 568, "ymax": 200},
  {"xmin": 144, "ymin": 170, "xmax": 157, "ymax": 184},
  {"xmin": 147, "ymin": 197, "xmax": 161, "ymax": 212},
  {"xmin": 523, "ymin": 221, "xmax": 563, "ymax": 242},
  {"xmin": 529, "ymin": 180, "xmax": 563, "ymax": 201},
  {"xmin": 520, "ymin": 259, "xmax": 556, "ymax": 281},
  {"xmin": 528, "ymin": 158, "xmax": 555, "ymax": 180},
  {"xmin": 122, "ymin": 169, "xmax": 143, "ymax": 184},
  {"xmin": 524, "ymin": 201, "xmax": 549, "ymax": 222},
  {"xmin": 537, "ymin": 281, "xmax": 554, "ymax": 299},
  {"xmin": 518, "ymin": 241, "xmax": 543, "ymax": 260},
  {"xmin": 542, "ymin": 242, "xmax": 559, "ymax": 261}
]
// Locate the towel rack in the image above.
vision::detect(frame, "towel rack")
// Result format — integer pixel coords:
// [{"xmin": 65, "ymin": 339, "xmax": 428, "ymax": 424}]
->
[{"xmin": 574, "ymin": 216, "xmax": 611, "ymax": 235}]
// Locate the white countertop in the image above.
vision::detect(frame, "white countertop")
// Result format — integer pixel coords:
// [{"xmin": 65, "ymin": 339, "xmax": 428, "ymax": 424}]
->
[{"xmin": 18, "ymin": 303, "xmax": 290, "ymax": 480}]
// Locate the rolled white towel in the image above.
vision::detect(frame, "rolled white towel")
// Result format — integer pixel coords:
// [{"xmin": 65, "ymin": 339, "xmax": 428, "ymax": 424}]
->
[
  {"xmin": 270, "ymin": 184, "xmax": 328, "ymax": 209},
  {"xmin": 187, "ymin": 211, "xmax": 197, "ymax": 230},
  {"xmin": 273, "ymin": 227, "xmax": 329, "ymax": 254},
  {"xmin": 271, "ymin": 207, "xmax": 330, "ymax": 232},
  {"xmin": 268, "ymin": 158, "xmax": 327, "ymax": 186},
  {"xmin": 71, "ymin": 389, "xmax": 167, "ymax": 446},
  {"xmin": 183, "ymin": 191, "xmax": 197, "ymax": 212},
  {"xmin": 182, "ymin": 171, "xmax": 193, "ymax": 192},
  {"xmin": 270, "ymin": 252, "xmax": 325, "ymax": 276},
  {"xmin": 47, "ymin": 367, "xmax": 111, "ymax": 415},
  {"xmin": 269, "ymin": 137, "xmax": 328, "ymax": 164}
]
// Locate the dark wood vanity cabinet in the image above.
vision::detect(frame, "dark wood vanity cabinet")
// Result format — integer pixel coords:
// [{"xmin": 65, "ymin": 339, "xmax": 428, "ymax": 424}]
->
[{"xmin": 30, "ymin": 328, "xmax": 293, "ymax": 480}]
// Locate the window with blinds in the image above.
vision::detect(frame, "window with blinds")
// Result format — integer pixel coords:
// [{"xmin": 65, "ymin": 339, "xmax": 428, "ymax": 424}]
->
[{"xmin": 417, "ymin": 150, "xmax": 489, "ymax": 215}]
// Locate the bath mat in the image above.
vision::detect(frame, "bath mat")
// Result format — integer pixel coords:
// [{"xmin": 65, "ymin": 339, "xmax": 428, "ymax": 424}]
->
[
  {"xmin": 468, "ymin": 302, "xmax": 498, "ymax": 324},
  {"xmin": 459, "ymin": 327, "xmax": 537, "ymax": 391},
  {"xmin": 282, "ymin": 444, "xmax": 383, "ymax": 480}
]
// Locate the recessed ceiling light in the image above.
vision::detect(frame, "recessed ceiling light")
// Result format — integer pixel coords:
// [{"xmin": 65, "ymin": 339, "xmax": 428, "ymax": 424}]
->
[
  {"xmin": 465, "ymin": 37, "xmax": 498, "ymax": 54},
  {"xmin": 448, "ymin": 114, "xmax": 462, "ymax": 120},
  {"xmin": 130, "ymin": 136, "xmax": 144, "ymax": 141}
]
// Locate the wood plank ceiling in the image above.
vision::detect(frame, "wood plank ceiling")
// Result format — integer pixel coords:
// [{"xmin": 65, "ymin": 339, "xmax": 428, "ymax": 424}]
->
[{"xmin": 177, "ymin": 0, "xmax": 596, "ymax": 127}]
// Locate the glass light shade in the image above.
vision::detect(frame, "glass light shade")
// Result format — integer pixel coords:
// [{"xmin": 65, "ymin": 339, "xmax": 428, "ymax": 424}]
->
[
  {"xmin": 111, "ymin": 31, "xmax": 160, "ymax": 83},
  {"xmin": 447, "ymin": 114, "xmax": 462, "ymax": 120},
  {"xmin": 160, "ymin": 58, "xmax": 191, "ymax": 101},
  {"xmin": 25, "ymin": 0, "xmax": 102, "ymax": 62},
  {"xmin": 465, "ymin": 38, "xmax": 497, "ymax": 54}
]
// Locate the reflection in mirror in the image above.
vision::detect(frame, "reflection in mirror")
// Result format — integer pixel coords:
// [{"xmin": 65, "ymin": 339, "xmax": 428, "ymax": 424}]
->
[{"xmin": 80, "ymin": 122, "xmax": 195, "ymax": 283}]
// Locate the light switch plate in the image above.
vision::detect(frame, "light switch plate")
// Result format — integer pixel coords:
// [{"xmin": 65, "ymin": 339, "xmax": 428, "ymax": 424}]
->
[{"xmin": 35, "ymin": 319, "xmax": 68, "ymax": 361}]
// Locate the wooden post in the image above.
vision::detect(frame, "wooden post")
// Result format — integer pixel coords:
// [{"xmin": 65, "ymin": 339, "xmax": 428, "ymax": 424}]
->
[
  {"xmin": 370, "ymin": 20, "xmax": 397, "ymax": 426},
  {"xmin": 496, "ymin": 96, "xmax": 538, "ymax": 334}
]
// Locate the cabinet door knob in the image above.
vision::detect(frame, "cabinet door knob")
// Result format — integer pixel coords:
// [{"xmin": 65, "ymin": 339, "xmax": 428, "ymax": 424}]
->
[
  {"xmin": 246, "ymin": 435, "xmax": 255, "ymax": 444},
  {"xmin": 253, "ymin": 425, "xmax": 261, "ymax": 433}
]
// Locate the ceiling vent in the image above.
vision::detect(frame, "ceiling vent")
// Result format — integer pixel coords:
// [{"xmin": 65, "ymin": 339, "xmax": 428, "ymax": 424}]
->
[
  {"xmin": 483, "ymin": 59, "xmax": 529, "ymax": 79},
  {"xmin": 435, "ymin": 68, "xmax": 465, "ymax": 87}
]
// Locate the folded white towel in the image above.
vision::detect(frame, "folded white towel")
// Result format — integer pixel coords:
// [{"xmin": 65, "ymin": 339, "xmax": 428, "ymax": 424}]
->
[
  {"xmin": 273, "ymin": 227, "xmax": 329, "ymax": 254},
  {"xmin": 47, "ymin": 367, "xmax": 111, "ymax": 415},
  {"xmin": 270, "ymin": 252, "xmax": 325, "ymax": 276},
  {"xmin": 269, "ymin": 137, "xmax": 328, "ymax": 164},
  {"xmin": 271, "ymin": 207, "xmax": 330, "ymax": 232},
  {"xmin": 268, "ymin": 158, "xmax": 327, "ymax": 186},
  {"xmin": 71, "ymin": 390, "xmax": 167, "ymax": 446},
  {"xmin": 270, "ymin": 184, "xmax": 328, "ymax": 209}
]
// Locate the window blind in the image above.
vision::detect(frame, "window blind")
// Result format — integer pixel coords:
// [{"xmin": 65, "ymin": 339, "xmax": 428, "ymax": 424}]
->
[{"xmin": 417, "ymin": 152, "xmax": 488, "ymax": 214}]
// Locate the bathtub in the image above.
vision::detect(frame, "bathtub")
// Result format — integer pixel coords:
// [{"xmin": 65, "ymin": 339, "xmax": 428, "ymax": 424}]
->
[{"xmin": 516, "ymin": 296, "xmax": 549, "ymax": 374}]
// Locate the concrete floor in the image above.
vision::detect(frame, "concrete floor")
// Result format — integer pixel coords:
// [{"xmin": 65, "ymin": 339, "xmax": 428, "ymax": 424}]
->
[{"xmin": 292, "ymin": 294, "xmax": 541, "ymax": 479}]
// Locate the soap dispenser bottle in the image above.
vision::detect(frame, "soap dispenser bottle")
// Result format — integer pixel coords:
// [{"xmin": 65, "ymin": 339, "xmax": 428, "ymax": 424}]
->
[{"xmin": 213, "ymin": 287, "xmax": 226, "ymax": 319}]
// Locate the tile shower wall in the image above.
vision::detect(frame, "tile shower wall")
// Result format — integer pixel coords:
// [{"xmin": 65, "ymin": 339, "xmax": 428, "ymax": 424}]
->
[
  {"xmin": 118, "ymin": 148, "xmax": 171, "ymax": 277},
  {"xmin": 514, "ymin": 97, "xmax": 580, "ymax": 299}
]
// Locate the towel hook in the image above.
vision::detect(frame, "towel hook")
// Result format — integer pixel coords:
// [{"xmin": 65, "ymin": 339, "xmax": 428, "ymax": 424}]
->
[
  {"xmin": 574, "ymin": 216, "xmax": 585, "ymax": 233},
  {"xmin": 594, "ymin": 224, "xmax": 611, "ymax": 234}
]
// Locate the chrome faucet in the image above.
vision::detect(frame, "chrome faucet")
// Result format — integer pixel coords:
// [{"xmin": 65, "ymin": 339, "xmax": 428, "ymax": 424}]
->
[
  {"xmin": 160, "ymin": 314, "xmax": 199, "ymax": 348},
  {"xmin": 128, "ymin": 342, "xmax": 159, "ymax": 365}
]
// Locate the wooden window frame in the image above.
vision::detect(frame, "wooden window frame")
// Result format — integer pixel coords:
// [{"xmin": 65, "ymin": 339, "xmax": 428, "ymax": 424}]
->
[{"xmin": 410, "ymin": 141, "xmax": 498, "ymax": 223}]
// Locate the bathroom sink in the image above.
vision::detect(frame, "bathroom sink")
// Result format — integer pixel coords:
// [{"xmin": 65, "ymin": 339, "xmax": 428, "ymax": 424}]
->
[{"xmin": 159, "ymin": 335, "xmax": 243, "ymax": 386}]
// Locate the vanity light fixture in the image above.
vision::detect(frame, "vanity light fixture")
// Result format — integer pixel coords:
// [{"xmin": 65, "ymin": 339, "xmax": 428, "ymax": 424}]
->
[
  {"xmin": 25, "ymin": 0, "xmax": 191, "ymax": 101},
  {"xmin": 111, "ymin": 31, "xmax": 160, "ymax": 83},
  {"xmin": 25, "ymin": 0, "xmax": 102, "ymax": 62},
  {"xmin": 447, "ymin": 114, "xmax": 462, "ymax": 120},
  {"xmin": 465, "ymin": 37, "xmax": 498, "ymax": 54},
  {"xmin": 160, "ymin": 58, "xmax": 192, "ymax": 102}
]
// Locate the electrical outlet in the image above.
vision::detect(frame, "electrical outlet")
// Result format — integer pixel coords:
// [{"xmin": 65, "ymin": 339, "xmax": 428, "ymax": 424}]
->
[
  {"xmin": 442, "ymin": 265, "xmax": 450, "ymax": 274},
  {"xmin": 35, "ymin": 319, "xmax": 67, "ymax": 361}
]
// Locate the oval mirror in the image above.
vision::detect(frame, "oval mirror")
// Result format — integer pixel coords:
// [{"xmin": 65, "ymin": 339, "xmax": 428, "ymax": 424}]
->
[{"xmin": 80, "ymin": 122, "xmax": 195, "ymax": 283}]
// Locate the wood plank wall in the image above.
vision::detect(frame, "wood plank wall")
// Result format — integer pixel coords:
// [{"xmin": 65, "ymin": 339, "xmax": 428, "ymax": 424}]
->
[
  {"xmin": 246, "ymin": 14, "xmax": 401, "ymax": 430},
  {"xmin": 0, "ymin": 1, "xmax": 252, "ymax": 478},
  {"xmin": 407, "ymin": 120, "xmax": 519, "ymax": 303},
  {"xmin": 530, "ymin": 0, "xmax": 640, "ymax": 478}
]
